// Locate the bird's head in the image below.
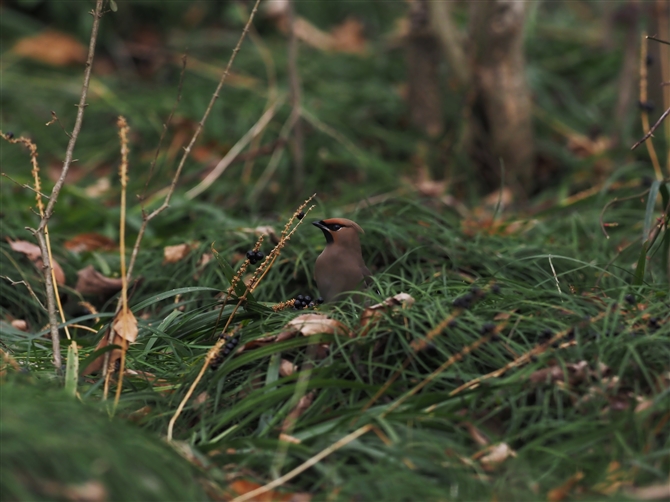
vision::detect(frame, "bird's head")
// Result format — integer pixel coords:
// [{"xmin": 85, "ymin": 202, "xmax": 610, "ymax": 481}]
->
[{"xmin": 312, "ymin": 218, "xmax": 364, "ymax": 247}]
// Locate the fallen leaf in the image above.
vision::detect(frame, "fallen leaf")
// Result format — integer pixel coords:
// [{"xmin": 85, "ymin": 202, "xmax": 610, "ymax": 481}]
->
[
  {"xmin": 75, "ymin": 266, "xmax": 123, "ymax": 296},
  {"xmin": 8, "ymin": 239, "xmax": 66, "ymax": 285},
  {"xmin": 624, "ymin": 482, "xmax": 670, "ymax": 500},
  {"xmin": 84, "ymin": 177, "xmax": 111, "ymax": 198},
  {"xmin": 359, "ymin": 293, "xmax": 414, "ymax": 337},
  {"xmin": 330, "ymin": 17, "xmax": 368, "ymax": 54},
  {"xmin": 64, "ymin": 233, "xmax": 116, "ymax": 253},
  {"xmin": 113, "ymin": 309, "xmax": 138, "ymax": 344},
  {"xmin": 163, "ymin": 243, "xmax": 192, "ymax": 264},
  {"xmin": 281, "ymin": 391, "xmax": 315, "ymax": 431},
  {"xmin": 279, "ymin": 359, "xmax": 297, "ymax": 377},
  {"xmin": 287, "ymin": 313, "xmax": 351, "ymax": 337},
  {"xmin": 477, "ymin": 443, "xmax": 516, "ymax": 469},
  {"xmin": 547, "ymin": 471, "xmax": 584, "ymax": 502},
  {"xmin": 12, "ymin": 30, "xmax": 86, "ymax": 66},
  {"xmin": 227, "ymin": 479, "xmax": 310, "ymax": 502},
  {"xmin": 11, "ymin": 320, "xmax": 29, "ymax": 332},
  {"xmin": 278, "ymin": 433, "xmax": 301, "ymax": 444}
]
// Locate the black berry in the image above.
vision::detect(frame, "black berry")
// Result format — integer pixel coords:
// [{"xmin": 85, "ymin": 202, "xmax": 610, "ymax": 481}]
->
[
  {"xmin": 316, "ymin": 297, "xmax": 324, "ymax": 304},
  {"xmin": 5, "ymin": 132, "xmax": 14, "ymax": 139},
  {"xmin": 296, "ymin": 211, "xmax": 305, "ymax": 220},
  {"xmin": 480, "ymin": 322, "xmax": 496, "ymax": 334},
  {"xmin": 624, "ymin": 294, "xmax": 635, "ymax": 305}
]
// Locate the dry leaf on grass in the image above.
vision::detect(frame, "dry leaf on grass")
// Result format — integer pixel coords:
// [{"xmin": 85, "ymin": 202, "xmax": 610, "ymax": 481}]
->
[
  {"xmin": 547, "ymin": 471, "xmax": 584, "ymax": 502},
  {"xmin": 12, "ymin": 30, "xmax": 86, "ymax": 66},
  {"xmin": 227, "ymin": 479, "xmax": 311, "ymax": 502},
  {"xmin": 476, "ymin": 443, "xmax": 516, "ymax": 470},
  {"xmin": 113, "ymin": 309, "xmax": 138, "ymax": 344},
  {"xmin": 75, "ymin": 266, "xmax": 123, "ymax": 296},
  {"xmin": 286, "ymin": 313, "xmax": 351, "ymax": 337},
  {"xmin": 279, "ymin": 359, "xmax": 297, "ymax": 377},
  {"xmin": 281, "ymin": 391, "xmax": 315, "ymax": 432},
  {"xmin": 8, "ymin": 239, "xmax": 66, "ymax": 285},
  {"xmin": 359, "ymin": 293, "xmax": 414, "ymax": 337},
  {"xmin": 64, "ymin": 233, "xmax": 116, "ymax": 253},
  {"xmin": 624, "ymin": 482, "xmax": 670, "ymax": 500},
  {"xmin": 82, "ymin": 309, "xmax": 137, "ymax": 375},
  {"xmin": 10, "ymin": 320, "xmax": 29, "ymax": 332},
  {"xmin": 163, "ymin": 243, "xmax": 193, "ymax": 264},
  {"xmin": 279, "ymin": 433, "xmax": 301, "ymax": 444}
]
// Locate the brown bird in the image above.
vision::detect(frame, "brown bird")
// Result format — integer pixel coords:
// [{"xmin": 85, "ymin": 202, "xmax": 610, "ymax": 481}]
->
[{"xmin": 313, "ymin": 218, "xmax": 372, "ymax": 303}]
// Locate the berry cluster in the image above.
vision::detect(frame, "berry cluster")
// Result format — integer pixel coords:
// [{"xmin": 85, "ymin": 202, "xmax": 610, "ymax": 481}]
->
[
  {"xmin": 210, "ymin": 332, "xmax": 241, "ymax": 371},
  {"xmin": 246, "ymin": 250, "xmax": 265, "ymax": 265},
  {"xmin": 293, "ymin": 295, "xmax": 323, "ymax": 310}
]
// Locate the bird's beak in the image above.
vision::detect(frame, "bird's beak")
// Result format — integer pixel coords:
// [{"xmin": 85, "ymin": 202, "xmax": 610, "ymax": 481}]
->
[
  {"xmin": 312, "ymin": 220, "xmax": 333, "ymax": 244},
  {"xmin": 312, "ymin": 220, "xmax": 328, "ymax": 231}
]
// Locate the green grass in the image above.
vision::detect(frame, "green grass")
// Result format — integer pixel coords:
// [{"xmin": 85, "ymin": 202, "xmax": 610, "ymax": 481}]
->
[{"xmin": 1, "ymin": 1, "xmax": 669, "ymax": 500}]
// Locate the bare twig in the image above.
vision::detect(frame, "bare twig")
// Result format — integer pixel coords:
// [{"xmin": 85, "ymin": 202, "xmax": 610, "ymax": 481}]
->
[
  {"xmin": 638, "ymin": 33, "xmax": 663, "ymax": 180},
  {"xmin": 141, "ymin": 54, "xmax": 187, "ymax": 206},
  {"xmin": 185, "ymin": 96, "xmax": 284, "ymax": 199},
  {"xmin": 1, "ymin": 276, "xmax": 46, "ymax": 310},
  {"xmin": 124, "ymin": 0, "xmax": 262, "ymax": 284},
  {"xmin": 631, "ymin": 106, "xmax": 670, "ymax": 150},
  {"xmin": 45, "ymin": 111, "xmax": 72, "ymax": 138},
  {"xmin": 647, "ymin": 34, "xmax": 670, "ymax": 46},
  {"xmin": 286, "ymin": 0, "xmax": 304, "ymax": 195},
  {"xmin": 25, "ymin": 0, "xmax": 105, "ymax": 369},
  {"xmin": 37, "ymin": 1, "xmax": 104, "ymax": 234},
  {"xmin": 1, "ymin": 173, "xmax": 50, "ymax": 199}
]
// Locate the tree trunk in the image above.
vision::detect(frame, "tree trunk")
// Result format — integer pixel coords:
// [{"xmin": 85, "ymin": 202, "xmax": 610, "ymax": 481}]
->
[
  {"xmin": 406, "ymin": 0, "xmax": 443, "ymax": 138},
  {"xmin": 468, "ymin": 0, "xmax": 534, "ymax": 201}
]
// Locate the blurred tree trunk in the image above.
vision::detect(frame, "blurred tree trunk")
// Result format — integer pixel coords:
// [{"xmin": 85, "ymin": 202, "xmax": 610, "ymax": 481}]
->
[
  {"xmin": 406, "ymin": 0, "xmax": 443, "ymax": 138},
  {"xmin": 468, "ymin": 0, "xmax": 534, "ymax": 200}
]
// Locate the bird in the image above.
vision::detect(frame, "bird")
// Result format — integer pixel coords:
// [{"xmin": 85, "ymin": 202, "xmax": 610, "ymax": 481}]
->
[{"xmin": 312, "ymin": 218, "xmax": 372, "ymax": 303}]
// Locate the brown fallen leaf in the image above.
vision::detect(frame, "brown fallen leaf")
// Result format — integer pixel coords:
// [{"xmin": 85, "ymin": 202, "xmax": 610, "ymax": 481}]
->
[
  {"xmin": 281, "ymin": 391, "xmax": 316, "ymax": 432},
  {"xmin": 476, "ymin": 443, "xmax": 516, "ymax": 470},
  {"xmin": 279, "ymin": 359, "xmax": 297, "ymax": 377},
  {"xmin": 278, "ymin": 433, "xmax": 301, "ymax": 444},
  {"xmin": 286, "ymin": 313, "xmax": 351, "ymax": 337},
  {"xmin": 113, "ymin": 309, "xmax": 138, "ymax": 344},
  {"xmin": 64, "ymin": 233, "xmax": 116, "ymax": 253},
  {"xmin": 8, "ymin": 239, "xmax": 66, "ymax": 285},
  {"xmin": 547, "ymin": 471, "xmax": 585, "ymax": 502},
  {"xmin": 75, "ymin": 266, "xmax": 123, "ymax": 296},
  {"xmin": 227, "ymin": 479, "xmax": 311, "ymax": 502},
  {"xmin": 163, "ymin": 243, "xmax": 192, "ymax": 264},
  {"xmin": 624, "ymin": 482, "xmax": 670, "ymax": 500},
  {"xmin": 11, "ymin": 320, "xmax": 29, "ymax": 332},
  {"xmin": 12, "ymin": 30, "xmax": 86, "ymax": 66},
  {"xmin": 359, "ymin": 293, "xmax": 415, "ymax": 337},
  {"xmin": 82, "ymin": 309, "xmax": 137, "ymax": 375}
]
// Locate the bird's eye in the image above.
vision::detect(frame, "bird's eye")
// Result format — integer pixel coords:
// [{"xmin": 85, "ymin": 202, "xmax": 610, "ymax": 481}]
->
[{"xmin": 330, "ymin": 224, "xmax": 342, "ymax": 231}]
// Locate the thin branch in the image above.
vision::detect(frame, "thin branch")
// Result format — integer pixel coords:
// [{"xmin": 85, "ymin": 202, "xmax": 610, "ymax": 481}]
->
[
  {"xmin": 1, "ymin": 173, "xmax": 50, "ymax": 199},
  {"xmin": 638, "ymin": 33, "xmax": 663, "ymax": 180},
  {"xmin": 286, "ymin": 0, "xmax": 304, "ymax": 195},
  {"xmin": 631, "ymin": 105, "xmax": 670, "ymax": 150},
  {"xmin": 185, "ymin": 95, "xmax": 284, "ymax": 199},
  {"xmin": 124, "ymin": 0, "xmax": 262, "ymax": 284},
  {"xmin": 140, "ymin": 54, "xmax": 187, "ymax": 206},
  {"xmin": 26, "ymin": 0, "xmax": 104, "ymax": 369},
  {"xmin": 37, "ymin": 1, "xmax": 104, "ymax": 233},
  {"xmin": 45, "ymin": 111, "xmax": 72, "ymax": 138},
  {"xmin": 647, "ymin": 34, "xmax": 670, "ymax": 46},
  {"xmin": 1, "ymin": 276, "xmax": 46, "ymax": 311}
]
